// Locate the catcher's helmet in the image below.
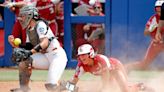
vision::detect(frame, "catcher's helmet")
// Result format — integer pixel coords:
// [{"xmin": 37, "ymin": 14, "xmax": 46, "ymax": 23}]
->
[
  {"xmin": 77, "ymin": 44, "xmax": 95, "ymax": 58},
  {"xmin": 155, "ymin": 0, "xmax": 164, "ymax": 7},
  {"xmin": 18, "ymin": 5, "xmax": 39, "ymax": 29}
]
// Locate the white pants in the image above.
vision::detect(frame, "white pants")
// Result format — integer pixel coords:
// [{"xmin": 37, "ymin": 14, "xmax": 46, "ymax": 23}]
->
[{"xmin": 31, "ymin": 47, "xmax": 68, "ymax": 84}]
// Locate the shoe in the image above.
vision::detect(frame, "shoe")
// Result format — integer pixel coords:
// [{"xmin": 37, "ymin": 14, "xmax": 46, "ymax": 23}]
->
[
  {"xmin": 137, "ymin": 83, "xmax": 155, "ymax": 92},
  {"xmin": 10, "ymin": 87, "xmax": 30, "ymax": 92},
  {"xmin": 45, "ymin": 83, "xmax": 60, "ymax": 92}
]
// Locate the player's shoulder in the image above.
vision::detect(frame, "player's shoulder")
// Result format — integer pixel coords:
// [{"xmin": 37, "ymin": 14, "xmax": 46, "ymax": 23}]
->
[
  {"xmin": 95, "ymin": 54, "xmax": 108, "ymax": 59},
  {"xmin": 36, "ymin": 20, "xmax": 48, "ymax": 29},
  {"xmin": 148, "ymin": 14, "xmax": 159, "ymax": 21},
  {"xmin": 94, "ymin": 54, "xmax": 109, "ymax": 63}
]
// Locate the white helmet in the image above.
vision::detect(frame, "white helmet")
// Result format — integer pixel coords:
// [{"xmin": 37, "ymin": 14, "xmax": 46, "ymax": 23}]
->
[
  {"xmin": 18, "ymin": 5, "xmax": 39, "ymax": 29},
  {"xmin": 77, "ymin": 44, "xmax": 95, "ymax": 58},
  {"xmin": 89, "ymin": 0, "xmax": 96, "ymax": 6},
  {"xmin": 155, "ymin": 0, "xmax": 164, "ymax": 7}
]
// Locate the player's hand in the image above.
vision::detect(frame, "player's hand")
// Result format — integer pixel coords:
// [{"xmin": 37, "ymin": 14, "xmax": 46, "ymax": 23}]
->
[
  {"xmin": 3, "ymin": 1, "xmax": 15, "ymax": 8},
  {"xmin": 155, "ymin": 30, "xmax": 163, "ymax": 43},
  {"xmin": 60, "ymin": 80, "xmax": 78, "ymax": 92},
  {"xmin": 8, "ymin": 35, "xmax": 17, "ymax": 48},
  {"xmin": 23, "ymin": 49, "xmax": 32, "ymax": 58},
  {"xmin": 83, "ymin": 24, "xmax": 90, "ymax": 31}
]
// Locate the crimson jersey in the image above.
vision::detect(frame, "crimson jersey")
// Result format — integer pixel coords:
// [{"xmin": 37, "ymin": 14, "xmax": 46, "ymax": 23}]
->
[
  {"xmin": 12, "ymin": 20, "xmax": 27, "ymax": 45},
  {"xmin": 146, "ymin": 14, "xmax": 164, "ymax": 39},
  {"xmin": 74, "ymin": 54, "xmax": 121, "ymax": 78},
  {"xmin": 56, "ymin": 12, "xmax": 64, "ymax": 45},
  {"xmin": 36, "ymin": 1, "xmax": 56, "ymax": 21},
  {"xmin": 36, "ymin": 1, "xmax": 58, "ymax": 36}
]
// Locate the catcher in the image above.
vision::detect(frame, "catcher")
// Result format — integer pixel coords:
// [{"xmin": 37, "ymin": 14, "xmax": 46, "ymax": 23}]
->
[
  {"xmin": 10, "ymin": 5, "xmax": 67, "ymax": 92},
  {"xmin": 61, "ymin": 44, "xmax": 154, "ymax": 92}
]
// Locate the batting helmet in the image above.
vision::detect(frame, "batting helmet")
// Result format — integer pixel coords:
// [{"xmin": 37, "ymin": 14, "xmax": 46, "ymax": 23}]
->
[
  {"xmin": 77, "ymin": 44, "xmax": 95, "ymax": 58},
  {"xmin": 18, "ymin": 5, "xmax": 39, "ymax": 29},
  {"xmin": 155, "ymin": 0, "xmax": 164, "ymax": 7}
]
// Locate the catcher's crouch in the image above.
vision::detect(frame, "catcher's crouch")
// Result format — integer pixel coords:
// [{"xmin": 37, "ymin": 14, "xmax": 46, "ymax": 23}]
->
[{"xmin": 10, "ymin": 5, "xmax": 67, "ymax": 92}]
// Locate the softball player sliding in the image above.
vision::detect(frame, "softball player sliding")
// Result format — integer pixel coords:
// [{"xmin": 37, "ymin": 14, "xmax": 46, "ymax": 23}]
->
[
  {"xmin": 10, "ymin": 5, "xmax": 67, "ymax": 92},
  {"xmin": 63, "ymin": 44, "xmax": 152, "ymax": 92}
]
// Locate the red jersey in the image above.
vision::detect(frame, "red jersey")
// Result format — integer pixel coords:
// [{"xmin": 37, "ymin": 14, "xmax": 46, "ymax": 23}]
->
[
  {"xmin": 56, "ymin": 13, "xmax": 64, "ymax": 45},
  {"xmin": 12, "ymin": 20, "xmax": 27, "ymax": 45},
  {"xmin": 145, "ymin": 14, "xmax": 164, "ymax": 39},
  {"xmin": 74, "ymin": 24, "xmax": 92, "ymax": 49},
  {"xmin": 36, "ymin": 1, "xmax": 58, "ymax": 35},
  {"xmin": 74, "ymin": 54, "xmax": 120, "ymax": 78},
  {"xmin": 36, "ymin": 1, "xmax": 56, "ymax": 21}
]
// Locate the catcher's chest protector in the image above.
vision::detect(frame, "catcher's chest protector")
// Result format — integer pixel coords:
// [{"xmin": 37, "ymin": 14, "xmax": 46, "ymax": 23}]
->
[
  {"xmin": 27, "ymin": 29, "xmax": 39, "ymax": 47},
  {"xmin": 26, "ymin": 21, "xmax": 41, "ymax": 47}
]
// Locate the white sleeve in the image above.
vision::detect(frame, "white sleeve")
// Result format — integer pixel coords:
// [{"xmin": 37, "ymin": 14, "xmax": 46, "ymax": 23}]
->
[
  {"xmin": 51, "ymin": 0, "xmax": 60, "ymax": 4},
  {"xmin": 36, "ymin": 21, "xmax": 48, "ymax": 39}
]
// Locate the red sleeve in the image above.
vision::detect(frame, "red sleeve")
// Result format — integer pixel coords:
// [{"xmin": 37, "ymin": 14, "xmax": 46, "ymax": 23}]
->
[
  {"xmin": 73, "ymin": 62, "xmax": 84, "ymax": 78},
  {"xmin": 95, "ymin": 55, "xmax": 109, "ymax": 68},
  {"xmin": 145, "ymin": 14, "xmax": 156, "ymax": 28},
  {"xmin": 11, "ymin": 20, "xmax": 22, "ymax": 38}
]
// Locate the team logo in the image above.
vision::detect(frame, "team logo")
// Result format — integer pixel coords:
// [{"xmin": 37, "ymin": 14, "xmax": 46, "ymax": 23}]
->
[{"xmin": 38, "ymin": 27, "xmax": 45, "ymax": 34}]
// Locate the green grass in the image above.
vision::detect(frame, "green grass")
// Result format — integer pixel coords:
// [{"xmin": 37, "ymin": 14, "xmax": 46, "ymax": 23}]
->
[
  {"xmin": 0, "ymin": 68, "xmax": 163, "ymax": 82},
  {"xmin": 0, "ymin": 69, "xmax": 98, "ymax": 81}
]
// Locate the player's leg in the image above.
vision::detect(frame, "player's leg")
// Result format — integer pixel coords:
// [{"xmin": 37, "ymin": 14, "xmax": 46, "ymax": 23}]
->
[
  {"xmin": 31, "ymin": 53, "xmax": 50, "ymax": 70},
  {"xmin": 10, "ymin": 57, "xmax": 33, "ymax": 92},
  {"xmin": 125, "ymin": 41, "xmax": 162, "ymax": 72},
  {"xmin": 45, "ymin": 48, "xmax": 68, "ymax": 91},
  {"xmin": 109, "ymin": 58, "xmax": 130, "ymax": 92}
]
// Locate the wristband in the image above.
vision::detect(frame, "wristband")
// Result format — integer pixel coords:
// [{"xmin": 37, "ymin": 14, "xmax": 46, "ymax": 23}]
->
[{"xmin": 33, "ymin": 44, "xmax": 42, "ymax": 52}]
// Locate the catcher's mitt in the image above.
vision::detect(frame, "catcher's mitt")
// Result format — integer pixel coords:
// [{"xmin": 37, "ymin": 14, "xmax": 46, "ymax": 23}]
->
[{"xmin": 11, "ymin": 48, "xmax": 32, "ymax": 64}]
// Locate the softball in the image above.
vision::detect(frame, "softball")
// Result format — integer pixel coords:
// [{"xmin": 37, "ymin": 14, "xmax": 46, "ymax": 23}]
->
[{"xmin": 13, "ymin": 38, "xmax": 21, "ymax": 46}]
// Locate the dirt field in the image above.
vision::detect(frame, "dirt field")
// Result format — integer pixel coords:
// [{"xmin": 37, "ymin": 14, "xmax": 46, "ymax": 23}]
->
[
  {"xmin": 1, "ymin": 78, "xmax": 164, "ymax": 92},
  {"xmin": 0, "ymin": 81, "xmax": 102, "ymax": 92},
  {"xmin": 1, "ymin": 68, "xmax": 164, "ymax": 92}
]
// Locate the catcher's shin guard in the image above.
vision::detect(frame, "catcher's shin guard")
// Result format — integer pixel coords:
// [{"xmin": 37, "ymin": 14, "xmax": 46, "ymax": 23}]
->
[{"xmin": 18, "ymin": 57, "xmax": 33, "ymax": 90}]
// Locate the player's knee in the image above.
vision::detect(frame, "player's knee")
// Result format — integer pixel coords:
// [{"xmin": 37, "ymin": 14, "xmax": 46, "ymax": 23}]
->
[{"xmin": 18, "ymin": 57, "xmax": 33, "ymax": 69}]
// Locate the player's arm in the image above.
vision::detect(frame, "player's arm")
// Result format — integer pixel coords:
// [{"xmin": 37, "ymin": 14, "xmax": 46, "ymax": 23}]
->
[
  {"xmin": 88, "ymin": 27, "xmax": 104, "ymax": 41},
  {"xmin": 2, "ymin": 1, "xmax": 32, "ymax": 8},
  {"xmin": 31, "ymin": 22, "xmax": 50, "ymax": 54},
  {"xmin": 144, "ymin": 26, "xmax": 150, "ymax": 36},
  {"xmin": 8, "ymin": 35, "xmax": 17, "ymax": 47},
  {"xmin": 69, "ymin": 64, "xmax": 85, "ymax": 84},
  {"xmin": 31, "ymin": 37, "xmax": 49, "ymax": 54}
]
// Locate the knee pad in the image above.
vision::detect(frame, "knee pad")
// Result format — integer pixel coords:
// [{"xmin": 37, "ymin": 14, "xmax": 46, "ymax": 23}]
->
[{"xmin": 18, "ymin": 57, "xmax": 33, "ymax": 87}]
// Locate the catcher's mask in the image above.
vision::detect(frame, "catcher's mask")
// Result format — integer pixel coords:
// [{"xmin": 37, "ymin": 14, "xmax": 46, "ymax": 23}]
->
[{"xmin": 18, "ymin": 5, "xmax": 39, "ymax": 29}]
